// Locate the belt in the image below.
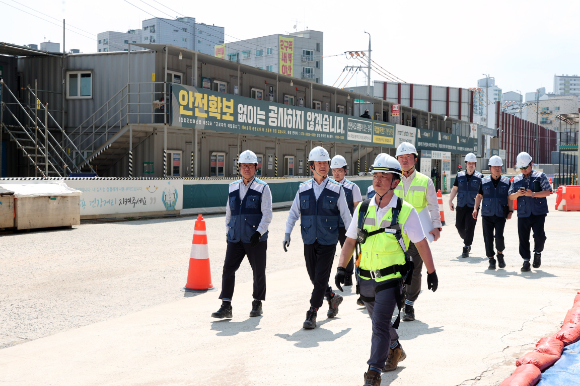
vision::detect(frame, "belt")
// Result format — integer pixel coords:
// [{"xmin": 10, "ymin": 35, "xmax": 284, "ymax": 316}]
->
[{"xmin": 359, "ymin": 265, "xmax": 404, "ymax": 280}]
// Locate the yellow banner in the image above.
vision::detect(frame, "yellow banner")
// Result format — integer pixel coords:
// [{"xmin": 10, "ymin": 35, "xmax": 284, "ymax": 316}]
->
[
  {"xmin": 278, "ymin": 36, "xmax": 294, "ymax": 77},
  {"xmin": 214, "ymin": 44, "xmax": 225, "ymax": 59},
  {"xmin": 373, "ymin": 122, "xmax": 395, "ymax": 145}
]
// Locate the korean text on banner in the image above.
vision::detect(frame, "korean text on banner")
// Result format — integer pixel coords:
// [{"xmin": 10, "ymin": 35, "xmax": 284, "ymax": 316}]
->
[
  {"xmin": 279, "ymin": 36, "xmax": 294, "ymax": 77},
  {"xmin": 214, "ymin": 44, "xmax": 225, "ymax": 59},
  {"xmin": 373, "ymin": 122, "xmax": 395, "ymax": 146}
]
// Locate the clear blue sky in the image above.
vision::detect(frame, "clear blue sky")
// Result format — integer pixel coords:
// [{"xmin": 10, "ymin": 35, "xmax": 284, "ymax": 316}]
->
[{"xmin": 1, "ymin": 0, "xmax": 578, "ymax": 97}]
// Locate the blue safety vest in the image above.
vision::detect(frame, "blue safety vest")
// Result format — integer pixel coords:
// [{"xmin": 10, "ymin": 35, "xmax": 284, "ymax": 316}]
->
[
  {"xmin": 481, "ymin": 176, "xmax": 510, "ymax": 217},
  {"xmin": 332, "ymin": 178, "xmax": 356, "ymax": 228},
  {"xmin": 511, "ymin": 171, "xmax": 549, "ymax": 218},
  {"xmin": 457, "ymin": 171, "xmax": 483, "ymax": 208},
  {"xmin": 226, "ymin": 178, "xmax": 269, "ymax": 243},
  {"xmin": 299, "ymin": 178, "xmax": 342, "ymax": 245},
  {"xmin": 367, "ymin": 185, "xmax": 376, "ymax": 199}
]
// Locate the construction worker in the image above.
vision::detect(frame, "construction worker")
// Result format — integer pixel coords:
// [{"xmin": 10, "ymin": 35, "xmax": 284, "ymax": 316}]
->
[
  {"xmin": 448, "ymin": 153, "xmax": 483, "ymax": 258},
  {"xmin": 334, "ymin": 154, "xmax": 438, "ymax": 385},
  {"xmin": 211, "ymin": 150, "xmax": 272, "ymax": 319},
  {"xmin": 508, "ymin": 152, "xmax": 552, "ymax": 272},
  {"xmin": 330, "ymin": 155, "xmax": 362, "ymax": 287},
  {"xmin": 283, "ymin": 146, "xmax": 353, "ymax": 329},
  {"xmin": 394, "ymin": 142, "xmax": 441, "ymax": 322},
  {"xmin": 472, "ymin": 156, "xmax": 513, "ymax": 270}
]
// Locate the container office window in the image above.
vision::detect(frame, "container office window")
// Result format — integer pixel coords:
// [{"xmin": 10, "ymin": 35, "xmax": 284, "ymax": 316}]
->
[
  {"xmin": 303, "ymin": 50, "xmax": 313, "ymax": 60},
  {"xmin": 149, "ymin": 25, "xmax": 155, "ymax": 33},
  {"xmin": 210, "ymin": 152, "xmax": 226, "ymax": 177},
  {"xmin": 67, "ymin": 71, "xmax": 92, "ymax": 99},
  {"xmin": 213, "ymin": 80, "xmax": 227, "ymax": 93},
  {"xmin": 242, "ymin": 51, "xmax": 251, "ymax": 59},
  {"xmin": 284, "ymin": 95, "xmax": 295, "ymax": 106},
  {"xmin": 103, "ymin": 39, "xmax": 108, "ymax": 44},
  {"xmin": 251, "ymin": 88, "xmax": 263, "ymax": 100},
  {"xmin": 284, "ymin": 156, "xmax": 295, "ymax": 176},
  {"xmin": 256, "ymin": 154, "xmax": 264, "ymax": 177},
  {"xmin": 167, "ymin": 71, "xmax": 183, "ymax": 84},
  {"xmin": 104, "ymin": 48, "xmax": 108, "ymax": 52},
  {"xmin": 167, "ymin": 151, "xmax": 182, "ymax": 176},
  {"xmin": 98, "ymin": 40, "xmax": 101, "ymax": 44}
]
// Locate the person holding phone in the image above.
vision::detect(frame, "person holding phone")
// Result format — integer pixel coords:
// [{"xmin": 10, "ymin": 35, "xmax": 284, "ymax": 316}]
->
[
  {"xmin": 507, "ymin": 152, "xmax": 552, "ymax": 272},
  {"xmin": 472, "ymin": 156, "xmax": 513, "ymax": 270}
]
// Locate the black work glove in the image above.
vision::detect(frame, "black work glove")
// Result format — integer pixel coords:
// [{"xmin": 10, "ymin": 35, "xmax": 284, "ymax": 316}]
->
[
  {"xmin": 250, "ymin": 231, "xmax": 261, "ymax": 247},
  {"xmin": 427, "ymin": 270, "xmax": 438, "ymax": 292},
  {"xmin": 335, "ymin": 266, "xmax": 346, "ymax": 292}
]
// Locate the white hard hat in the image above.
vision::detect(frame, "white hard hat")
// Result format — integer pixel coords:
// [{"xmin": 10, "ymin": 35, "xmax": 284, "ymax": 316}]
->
[
  {"xmin": 331, "ymin": 155, "xmax": 347, "ymax": 169},
  {"xmin": 371, "ymin": 153, "xmax": 402, "ymax": 175},
  {"xmin": 516, "ymin": 152, "xmax": 533, "ymax": 169},
  {"xmin": 489, "ymin": 155, "xmax": 503, "ymax": 167},
  {"xmin": 238, "ymin": 150, "xmax": 258, "ymax": 164},
  {"xmin": 308, "ymin": 146, "xmax": 331, "ymax": 162},
  {"xmin": 396, "ymin": 142, "xmax": 418, "ymax": 157},
  {"xmin": 465, "ymin": 153, "xmax": 477, "ymax": 163}
]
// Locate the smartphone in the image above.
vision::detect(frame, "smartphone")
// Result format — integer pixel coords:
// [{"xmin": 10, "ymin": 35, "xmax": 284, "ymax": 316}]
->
[{"xmin": 519, "ymin": 187, "xmax": 525, "ymax": 191}]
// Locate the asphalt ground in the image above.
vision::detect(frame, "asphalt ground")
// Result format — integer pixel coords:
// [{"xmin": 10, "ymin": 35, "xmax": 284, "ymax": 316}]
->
[{"xmin": 1, "ymin": 193, "xmax": 579, "ymax": 385}]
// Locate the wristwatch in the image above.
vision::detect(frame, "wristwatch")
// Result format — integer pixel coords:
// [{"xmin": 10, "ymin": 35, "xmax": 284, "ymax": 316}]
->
[
  {"xmin": 532, "ymin": 192, "xmax": 536, "ymax": 198},
  {"xmin": 508, "ymin": 210, "xmax": 513, "ymax": 213}
]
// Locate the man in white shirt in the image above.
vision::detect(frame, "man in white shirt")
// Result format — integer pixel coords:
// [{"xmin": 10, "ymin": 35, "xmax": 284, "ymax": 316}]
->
[
  {"xmin": 211, "ymin": 150, "xmax": 273, "ymax": 319},
  {"xmin": 284, "ymin": 146, "xmax": 352, "ymax": 330}
]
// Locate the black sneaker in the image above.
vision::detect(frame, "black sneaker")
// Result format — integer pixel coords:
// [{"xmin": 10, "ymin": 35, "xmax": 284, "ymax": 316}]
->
[
  {"xmin": 402, "ymin": 304, "xmax": 415, "ymax": 321},
  {"xmin": 533, "ymin": 253, "xmax": 541, "ymax": 268},
  {"xmin": 521, "ymin": 261, "xmax": 531, "ymax": 272},
  {"xmin": 303, "ymin": 309, "xmax": 317, "ymax": 329},
  {"xmin": 462, "ymin": 246, "xmax": 469, "ymax": 258},
  {"xmin": 357, "ymin": 296, "xmax": 365, "ymax": 307},
  {"xmin": 467, "ymin": 245, "xmax": 472, "ymax": 253},
  {"xmin": 344, "ymin": 275, "xmax": 353, "ymax": 286},
  {"xmin": 249, "ymin": 300, "xmax": 262, "ymax": 317},
  {"xmin": 488, "ymin": 258, "xmax": 496, "ymax": 270},
  {"xmin": 327, "ymin": 293, "xmax": 343, "ymax": 318},
  {"xmin": 211, "ymin": 302, "xmax": 232, "ymax": 319},
  {"xmin": 497, "ymin": 253, "xmax": 506, "ymax": 268}
]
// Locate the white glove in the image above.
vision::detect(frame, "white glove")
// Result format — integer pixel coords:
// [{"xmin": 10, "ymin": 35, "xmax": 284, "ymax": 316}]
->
[{"xmin": 283, "ymin": 233, "xmax": 291, "ymax": 252}]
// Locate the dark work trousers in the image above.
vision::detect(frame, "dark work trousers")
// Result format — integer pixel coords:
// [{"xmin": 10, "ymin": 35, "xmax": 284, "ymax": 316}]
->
[
  {"xmin": 406, "ymin": 243, "xmax": 423, "ymax": 303},
  {"xmin": 360, "ymin": 278, "xmax": 400, "ymax": 370},
  {"xmin": 304, "ymin": 241, "xmax": 337, "ymax": 309},
  {"xmin": 338, "ymin": 227, "xmax": 354, "ymax": 275},
  {"xmin": 219, "ymin": 240, "xmax": 267, "ymax": 301},
  {"xmin": 482, "ymin": 215, "xmax": 506, "ymax": 258},
  {"xmin": 518, "ymin": 214, "xmax": 547, "ymax": 260},
  {"xmin": 456, "ymin": 205, "xmax": 477, "ymax": 246}
]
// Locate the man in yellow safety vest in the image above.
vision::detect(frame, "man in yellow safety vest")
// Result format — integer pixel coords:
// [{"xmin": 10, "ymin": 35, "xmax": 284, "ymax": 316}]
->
[{"xmin": 334, "ymin": 153, "xmax": 438, "ymax": 385}]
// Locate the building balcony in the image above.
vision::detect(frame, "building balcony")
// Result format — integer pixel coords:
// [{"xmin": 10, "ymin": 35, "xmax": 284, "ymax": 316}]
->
[
  {"xmin": 301, "ymin": 55, "xmax": 314, "ymax": 62},
  {"xmin": 301, "ymin": 72, "xmax": 316, "ymax": 79}
]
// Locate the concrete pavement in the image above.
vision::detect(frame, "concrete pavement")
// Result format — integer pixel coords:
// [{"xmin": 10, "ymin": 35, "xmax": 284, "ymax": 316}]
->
[{"xmin": 1, "ymin": 194, "xmax": 579, "ymax": 385}]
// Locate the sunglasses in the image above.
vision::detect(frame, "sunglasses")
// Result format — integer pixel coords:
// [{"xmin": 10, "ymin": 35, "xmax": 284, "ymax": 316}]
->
[{"xmin": 520, "ymin": 164, "xmax": 530, "ymax": 170}]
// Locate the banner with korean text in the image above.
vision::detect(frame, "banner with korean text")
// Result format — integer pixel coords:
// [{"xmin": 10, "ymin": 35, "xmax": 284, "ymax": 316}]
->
[
  {"xmin": 279, "ymin": 36, "xmax": 294, "ymax": 77},
  {"xmin": 214, "ymin": 44, "xmax": 225, "ymax": 59},
  {"xmin": 171, "ymin": 84, "xmax": 376, "ymax": 145},
  {"xmin": 372, "ymin": 122, "xmax": 396, "ymax": 147},
  {"xmin": 415, "ymin": 127, "xmax": 477, "ymax": 155}
]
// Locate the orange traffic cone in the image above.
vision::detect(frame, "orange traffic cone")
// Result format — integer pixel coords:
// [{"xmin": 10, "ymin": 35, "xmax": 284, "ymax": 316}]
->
[
  {"xmin": 437, "ymin": 189, "xmax": 445, "ymax": 226},
  {"xmin": 184, "ymin": 214, "xmax": 214, "ymax": 291}
]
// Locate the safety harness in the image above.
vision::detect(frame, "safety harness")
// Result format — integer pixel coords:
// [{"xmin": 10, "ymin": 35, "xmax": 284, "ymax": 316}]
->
[{"xmin": 354, "ymin": 196, "xmax": 414, "ymax": 329}]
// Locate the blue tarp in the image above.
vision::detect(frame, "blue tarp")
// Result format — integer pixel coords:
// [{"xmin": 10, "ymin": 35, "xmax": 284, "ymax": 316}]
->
[{"xmin": 537, "ymin": 339, "xmax": 580, "ymax": 386}]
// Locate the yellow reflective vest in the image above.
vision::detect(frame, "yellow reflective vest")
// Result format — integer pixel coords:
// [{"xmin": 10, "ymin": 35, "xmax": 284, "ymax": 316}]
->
[
  {"xmin": 355, "ymin": 199, "xmax": 413, "ymax": 283},
  {"xmin": 394, "ymin": 172, "xmax": 429, "ymax": 212}
]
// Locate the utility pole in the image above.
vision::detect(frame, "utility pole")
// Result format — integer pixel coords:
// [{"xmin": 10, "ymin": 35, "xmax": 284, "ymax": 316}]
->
[
  {"xmin": 364, "ymin": 31, "xmax": 371, "ymax": 96},
  {"xmin": 536, "ymin": 88, "xmax": 540, "ymax": 160},
  {"xmin": 483, "ymin": 74, "xmax": 490, "ymax": 128}
]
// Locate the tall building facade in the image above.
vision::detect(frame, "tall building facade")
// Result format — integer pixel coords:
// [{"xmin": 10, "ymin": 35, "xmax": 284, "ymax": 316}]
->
[
  {"xmin": 521, "ymin": 94, "xmax": 579, "ymax": 134},
  {"xmin": 97, "ymin": 30, "xmax": 143, "ymax": 52},
  {"xmin": 554, "ymin": 75, "xmax": 580, "ymax": 99},
  {"xmin": 221, "ymin": 30, "xmax": 323, "ymax": 83},
  {"xmin": 473, "ymin": 76, "xmax": 502, "ymax": 128},
  {"xmin": 97, "ymin": 17, "xmax": 224, "ymax": 56},
  {"xmin": 141, "ymin": 17, "xmax": 224, "ymax": 56}
]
